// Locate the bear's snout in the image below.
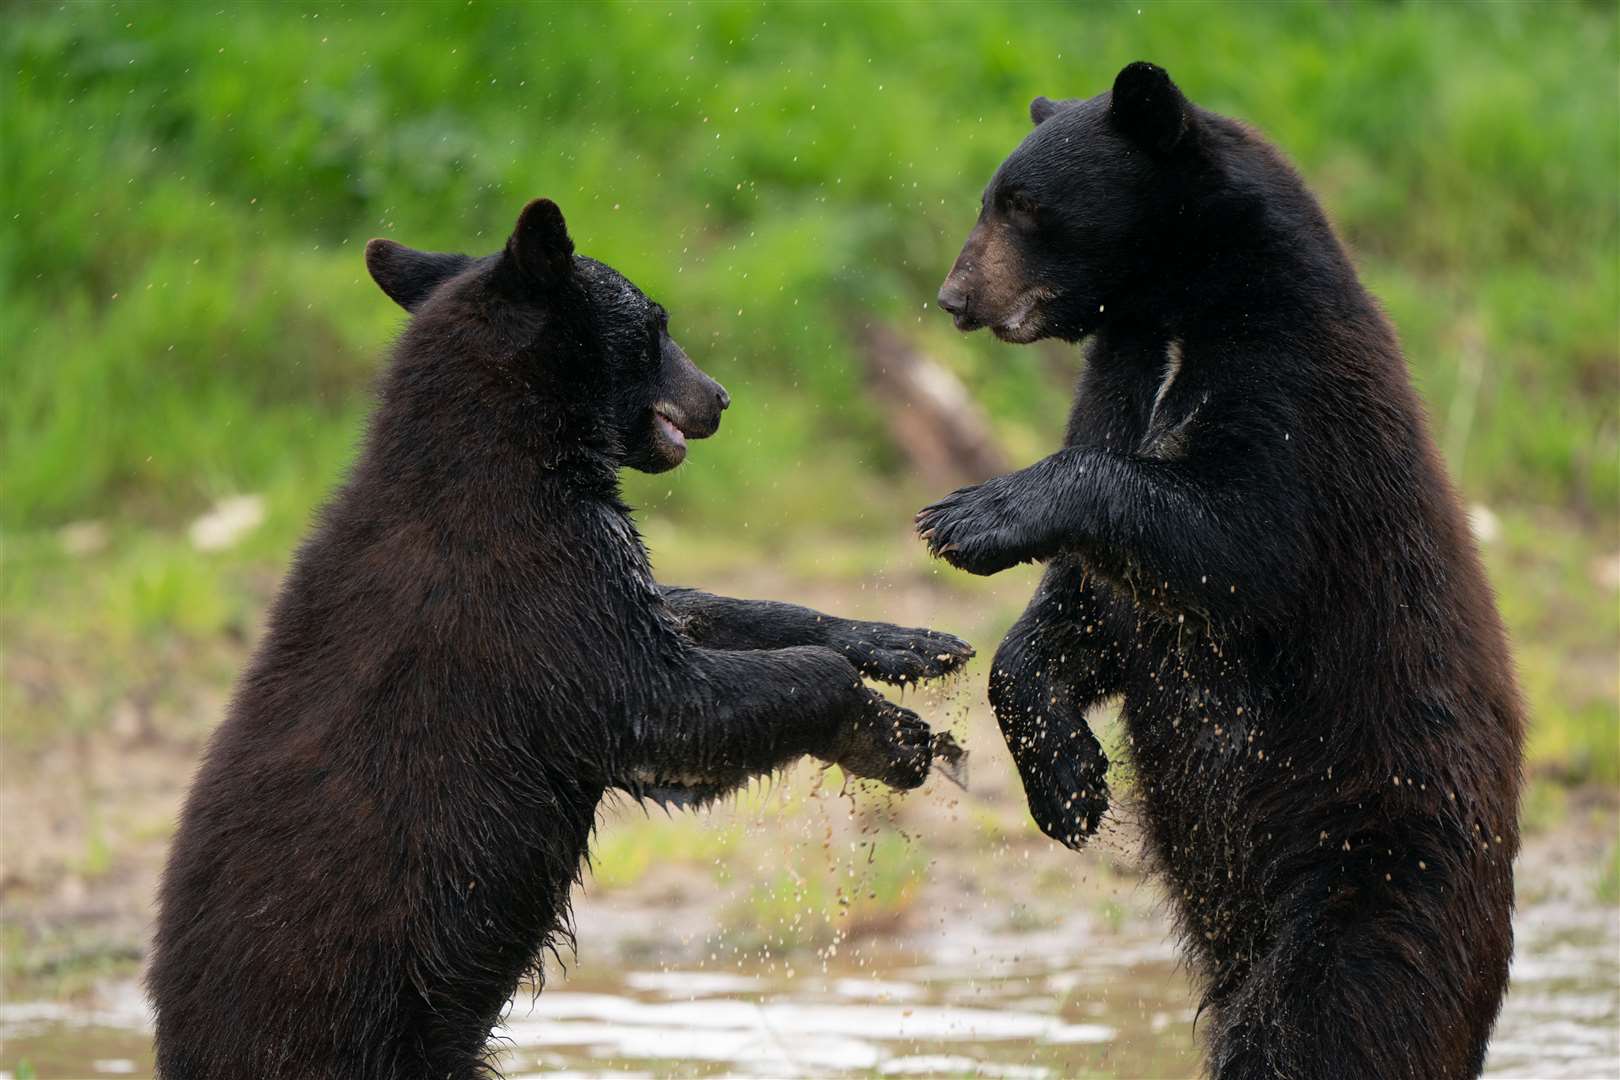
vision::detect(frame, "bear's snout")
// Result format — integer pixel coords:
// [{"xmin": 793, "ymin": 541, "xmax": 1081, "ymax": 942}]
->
[
  {"xmin": 937, "ymin": 277, "xmax": 991, "ymax": 333},
  {"xmin": 937, "ymin": 222, "xmax": 1004, "ymax": 332},
  {"xmin": 936, "ymin": 281, "xmax": 981, "ymax": 331},
  {"xmin": 671, "ymin": 372, "xmax": 728, "ymax": 440},
  {"xmin": 661, "ymin": 339, "xmax": 728, "ymax": 436},
  {"xmin": 658, "ymin": 376, "xmax": 727, "ymax": 447},
  {"xmin": 936, "ymin": 282, "xmax": 967, "ymax": 316}
]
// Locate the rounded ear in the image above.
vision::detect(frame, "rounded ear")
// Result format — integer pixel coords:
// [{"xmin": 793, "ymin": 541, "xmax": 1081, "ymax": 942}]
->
[
  {"xmin": 364, "ymin": 239, "xmax": 473, "ymax": 312},
  {"xmin": 506, "ymin": 198, "xmax": 575, "ymax": 283},
  {"xmin": 1029, "ymin": 95, "xmax": 1071, "ymax": 126},
  {"xmin": 1108, "ymin": 61, "xmax": 1190, "ymax": 154}
]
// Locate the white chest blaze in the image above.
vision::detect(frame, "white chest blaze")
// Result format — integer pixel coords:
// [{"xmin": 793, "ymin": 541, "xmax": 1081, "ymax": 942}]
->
[
  {"xmin": 1149, "ymin": 338, "xmax": 1184, "ymax": 429},
  {"xmin": 1143, "ymin": 339, "xmax": 1201, "ymax": 460}
]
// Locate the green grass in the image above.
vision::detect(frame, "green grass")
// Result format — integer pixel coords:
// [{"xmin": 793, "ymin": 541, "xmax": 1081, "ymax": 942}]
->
[
  {"xmin": 590, "ymin": 803, "xmax": 742, "ymax": 892},
  {"xmin": 722, "ymin": 828, "xmax": 929, "ymax": 955},
  {"xmin": 1599, "ymin": 841, "xmax": 1620, "ymax": 905},
  {"xmin": 2, "ymin": 3, "xmax": 1616, "ymax": 791},
  {"xmin": 583, "ymin": 775, "xmax": 932, "ymax": 957},
  {"xmin": 3, "ymin": 2, "xmax": 1615, "ymax": 533},
  {"xmin": 1485, "ymin": 510, "xmax": 1620, "ymax": 786}
]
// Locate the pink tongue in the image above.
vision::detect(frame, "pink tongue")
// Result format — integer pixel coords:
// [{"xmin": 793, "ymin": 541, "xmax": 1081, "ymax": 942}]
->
[{"xmin": 657, "ymin": 413, "xmax": 687, "ymax": 449}]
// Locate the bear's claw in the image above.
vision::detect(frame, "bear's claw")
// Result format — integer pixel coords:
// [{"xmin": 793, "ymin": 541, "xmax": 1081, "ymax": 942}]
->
[
  {"xmin": 832, "ymin": 623, "xmax": 974, "ymax": 685},
  {"xmin": 835, "ymin": 693, "xmax": 936, "ymax": 790},
  {"xmin": 915, "ymin": 479, "xmax": 1044, "ymax": 576}
]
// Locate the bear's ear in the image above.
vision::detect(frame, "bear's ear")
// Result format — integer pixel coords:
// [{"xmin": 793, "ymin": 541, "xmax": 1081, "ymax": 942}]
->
[
  {"xmin": 505, "ymin": 198, "xmax": 576, "ymax": 285},
  {"xmin": 1029, "ymin": 95, "xmax": 1074, "ymax": 126},
  {"xmin": 1108, "ymin": 61, "xmax": 1190, "ymax": 154},
  {"xmin": 364, "ymin": 239, "xmax": 473, "ymax": 312}
]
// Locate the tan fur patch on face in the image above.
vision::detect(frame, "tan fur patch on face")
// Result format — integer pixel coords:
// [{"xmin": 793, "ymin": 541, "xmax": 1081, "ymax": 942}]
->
[
  {"xmin": 941, "ymin": 215, "xmax": 1059, "ymax": 340},
  {"xmin": 970, "ymin": 218, "xmax": 1032, "ymax": 320}
]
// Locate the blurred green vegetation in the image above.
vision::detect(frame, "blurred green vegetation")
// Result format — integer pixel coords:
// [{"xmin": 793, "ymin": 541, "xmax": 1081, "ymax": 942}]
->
[{"xmin": 2, "ymin": 2, "xmax": 1616, "ymax": 788}]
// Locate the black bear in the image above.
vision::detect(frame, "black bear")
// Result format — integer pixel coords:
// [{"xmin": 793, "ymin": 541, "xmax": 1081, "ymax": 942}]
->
[
  {"xmin": 920, "ymin": 63, "xmax": 1522, "ymax": 1079},
  {"xmin": 149, "ymin": 199, "xmax": 972, "ymax": 1079}
]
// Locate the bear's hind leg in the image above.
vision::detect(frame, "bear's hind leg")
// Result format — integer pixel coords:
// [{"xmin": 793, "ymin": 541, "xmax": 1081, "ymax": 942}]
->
[{"xmin": 1205, "ymin": 886, "xmax": 1496, "ymax": 1080}]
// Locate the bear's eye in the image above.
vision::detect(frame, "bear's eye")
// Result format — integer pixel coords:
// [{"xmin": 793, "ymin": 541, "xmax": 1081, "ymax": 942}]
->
[
  {"xmin": 1002, "ymin": 190, "xmax": 1039, "ymax": 222},
  {"xmin": 643, "ymin": 325, "xmax": 665, "ymax": 370}
]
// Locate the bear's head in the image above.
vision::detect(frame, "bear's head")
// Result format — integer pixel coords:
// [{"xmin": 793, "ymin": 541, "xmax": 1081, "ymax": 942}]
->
[
  {"xmin": 936, "ymin": 62, "xmax": 1195, "ymax": 344},
  {"xmin": 365, "ymin": 199, "xmax": 728, "ymax": 474}
]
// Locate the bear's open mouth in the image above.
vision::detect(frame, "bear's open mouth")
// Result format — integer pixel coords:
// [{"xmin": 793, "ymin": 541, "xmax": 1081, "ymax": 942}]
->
[{"xmin": 651, "ymin": 404, "xmax": 690, "ymax": 461}]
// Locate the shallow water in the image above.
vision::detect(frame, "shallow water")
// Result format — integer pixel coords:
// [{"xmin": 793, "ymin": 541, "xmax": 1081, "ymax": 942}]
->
[{"xmin": 4, "ymin": 879, "xmax": 1615, "ymax": 1080}]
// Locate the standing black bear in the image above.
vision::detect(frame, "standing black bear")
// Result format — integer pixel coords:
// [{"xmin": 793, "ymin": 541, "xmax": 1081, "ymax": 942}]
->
[
  {"xmin": 920, "ymin": 63, "xmax": 1522, "ymax": 1079},
  {"xmin": 149, "ymin": 198, "xmax": 972, "ymax": 1080}
]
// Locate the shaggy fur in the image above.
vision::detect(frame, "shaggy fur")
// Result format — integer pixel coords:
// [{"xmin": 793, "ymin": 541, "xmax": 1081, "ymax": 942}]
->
[
  {"xmin": 148, "ymin": 199, "xmax": 971, "ymax": 1079},
  {"xmin": 922, "ymin": 63, "xmax": 1522, "ymax": 1079}
]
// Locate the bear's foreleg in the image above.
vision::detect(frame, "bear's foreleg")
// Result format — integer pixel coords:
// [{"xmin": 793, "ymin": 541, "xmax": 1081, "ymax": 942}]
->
[
  {"xmin": 624, "ymin": 644, "xmax": 936, "ymax": 794},
  {"xmin": 917, "ymin": 445, "xmax": 1298, "ymax": 624},
  {"xmin": 987, "ymin": 562, "xmax": 1122, "ymax": 849},
  {"xmin": 1203, "ymin": 883, "xmax": 1494, "ymax": 1080},
  {"xmin": 660, "ymin": 586, "xmax": 974, "ymax": 685}
]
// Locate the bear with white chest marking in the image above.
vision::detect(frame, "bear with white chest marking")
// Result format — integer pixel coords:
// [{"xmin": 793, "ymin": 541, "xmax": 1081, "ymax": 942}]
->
[{"xmin": 920, "ymin": 63, "xmax": 1522, "ymax": 1080}]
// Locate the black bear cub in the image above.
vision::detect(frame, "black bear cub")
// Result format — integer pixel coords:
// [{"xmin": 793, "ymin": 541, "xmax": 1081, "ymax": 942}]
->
[
  {"xmin": 922, "ymin": 63, "xmax": 1522, "ymax": 1079},
  {"xmin": 149, "ymin": 199, "xmax": 972, "ymax": 1079}
]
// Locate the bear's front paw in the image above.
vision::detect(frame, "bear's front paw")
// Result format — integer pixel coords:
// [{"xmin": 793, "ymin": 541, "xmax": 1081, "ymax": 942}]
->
[
  {"xmin": 834, "ymin": 693, "xmax": 935, "ymax": 790},
  {"xmin": 1014, "ymin": 743, "xmax": 1110, "ymax": 852},
  {"xmin": 830, "ymin": 622, "xmax": 975, "ymax": 686},
  {"xmin": 915, "ymin": 480, "xmax": 1043, "ymax": 576}
]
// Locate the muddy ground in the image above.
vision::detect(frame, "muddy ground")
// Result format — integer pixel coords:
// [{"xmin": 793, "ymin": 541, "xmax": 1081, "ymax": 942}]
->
[{"xmin": 2, "ymin": 569, "xmax": 1616, "ymax": 1077}]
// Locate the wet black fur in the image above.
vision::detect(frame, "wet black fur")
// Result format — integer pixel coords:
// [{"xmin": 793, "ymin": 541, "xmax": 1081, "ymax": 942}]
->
[
  {"xmin": 148, "ymin": 200, "xmax": 971, "ymax": 1079},
  {"xmin": 921, "ymin": 64, "xmax": 1522, "ymax": 1079}
]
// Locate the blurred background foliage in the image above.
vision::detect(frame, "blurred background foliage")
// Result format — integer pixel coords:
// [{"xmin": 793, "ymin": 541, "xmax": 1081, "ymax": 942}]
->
[{"xmin": 2, "ymin": 3, "xmax": 1616, "ymax": 792}]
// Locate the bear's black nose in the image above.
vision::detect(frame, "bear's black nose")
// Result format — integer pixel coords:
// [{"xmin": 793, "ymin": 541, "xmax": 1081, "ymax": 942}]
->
[
  {"xmin": 936, "ymin": 285, "xmax": 967, "ymax": 316},
  {"xmin": 716, "ymin": 384, "xmax": 731, "ymax": 411}
]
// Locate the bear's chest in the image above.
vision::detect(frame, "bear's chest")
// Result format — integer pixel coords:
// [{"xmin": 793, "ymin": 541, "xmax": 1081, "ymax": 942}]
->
[
  {"xmin": 1063, "ymin": 334, "xmax": 1200, "ymax": 457},
  {"xmin": 1121, "ymin": 627, "xmax": 1266, "ymax": 773}
]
